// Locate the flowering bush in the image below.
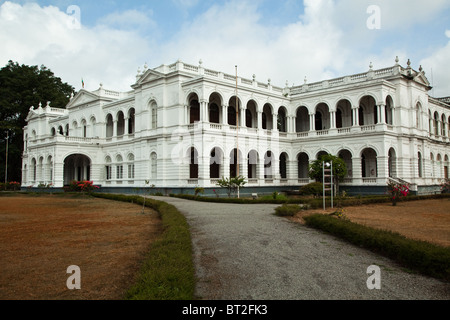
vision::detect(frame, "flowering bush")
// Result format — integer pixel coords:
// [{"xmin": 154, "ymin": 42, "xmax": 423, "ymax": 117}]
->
[
  {"xmin": 68, "ymin": 180, "xmax": 99, "ymax": 193},
  {"xmin": 330, "ymin": 207, "xmax": 348, "ymax": 220},
  {"xmin": 1, "ymin": 181, "xmax": 21, "ymax": 191},
  {"xmin": 386, "ymin": 180, "xmax": 410, "ymax": 206},
  {"xmin": 440, "ymin": 179, "xmax": 450, "ymax": 194}
]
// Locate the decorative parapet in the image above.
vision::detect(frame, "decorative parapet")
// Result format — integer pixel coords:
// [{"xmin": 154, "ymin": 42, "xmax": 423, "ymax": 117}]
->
[{"xmin": 290, "ymin": 65, "xmax": 402, "ymax": 95}]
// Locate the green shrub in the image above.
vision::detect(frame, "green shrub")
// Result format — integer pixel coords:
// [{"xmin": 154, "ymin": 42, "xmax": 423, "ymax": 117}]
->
[
  {"xmin": 303, "ymin": 214, "xmax": 450, "ymax": 281},
  {"xmin": 194, "ymin": 187, "xmax": 204, "ymax": 197},
  {"xmin": 274, "ymin": 204, "xmax": 302, "ymax": 217},
  {"xmin": 299, "ymin": 182, "xmax": 323, "ymax": 197}
]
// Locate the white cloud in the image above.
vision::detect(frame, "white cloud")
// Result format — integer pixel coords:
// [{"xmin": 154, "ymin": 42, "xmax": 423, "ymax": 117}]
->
[
  {"xmin": 420, "ymin": 31, "xmax": 450, "ymax": 97},
  {"xmin": 0, "ymin": 1, "xmax": 152, "ymax": 92},
  {"xmin": 97, "ymin": 9, "xmax": 156, "ymax": 31},
  {"xmin": 154, "ymin": 0, "xmax": 345, "ymax": 86},
  {"xmin": 0, "ymin": 0, "xmax": 448, "ymax": 99}
]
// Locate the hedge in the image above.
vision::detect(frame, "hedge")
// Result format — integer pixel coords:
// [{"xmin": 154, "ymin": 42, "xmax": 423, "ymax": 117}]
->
[{"xmin": 303, "ymin": 214, "xmax": 450, "ymax": 281}]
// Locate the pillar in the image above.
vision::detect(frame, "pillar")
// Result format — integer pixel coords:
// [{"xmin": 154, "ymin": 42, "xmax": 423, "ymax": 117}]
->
[{"xmin": 309, "ymin": 113, "xmax": 315, "ymax": 131}]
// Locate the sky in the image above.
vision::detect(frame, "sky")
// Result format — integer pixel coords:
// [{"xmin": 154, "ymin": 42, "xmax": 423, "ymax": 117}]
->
[{"xmin": 1, "ymin": 0, "xmax": 449, "ymax": 98}]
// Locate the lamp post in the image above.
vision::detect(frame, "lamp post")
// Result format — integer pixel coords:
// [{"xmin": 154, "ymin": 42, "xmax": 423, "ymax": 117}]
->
[{"xmin": 4, "ymin": 131, "xmax": 9, "ymax": 187}]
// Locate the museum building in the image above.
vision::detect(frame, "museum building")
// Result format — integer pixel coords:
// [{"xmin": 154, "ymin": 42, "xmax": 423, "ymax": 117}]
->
[{"xmin": 22, "ymin": 58, "xmax": 450, "ymax": 195}]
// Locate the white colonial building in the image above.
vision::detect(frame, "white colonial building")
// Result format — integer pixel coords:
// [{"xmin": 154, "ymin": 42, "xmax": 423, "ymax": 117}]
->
[{"xmin": 22, "ymin": 58, "xmax": 450, "ymax": 195}]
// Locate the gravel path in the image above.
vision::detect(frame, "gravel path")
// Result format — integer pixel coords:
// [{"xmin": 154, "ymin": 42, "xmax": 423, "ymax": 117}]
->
[{"xmin": 150, "ymin": 196, "xmax": 449, "ymax": 300}]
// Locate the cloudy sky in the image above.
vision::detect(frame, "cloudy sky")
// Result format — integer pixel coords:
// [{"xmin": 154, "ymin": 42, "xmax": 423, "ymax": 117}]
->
[{"xmin": 1, "ymin": 0, "xmax": 449, "ymax": 97}]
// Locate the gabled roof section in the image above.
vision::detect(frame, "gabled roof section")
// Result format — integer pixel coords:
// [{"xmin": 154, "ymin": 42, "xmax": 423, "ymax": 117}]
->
[
  {"xmin": 66, "ymin": 89, "xmax": 102, "ymax": 109},
  {"xmin": 132, "ymin": 68, "xmax": 166, "ymax": 88},
  {"xmin": 399, "ymin": 60, "xmax": 432, "ymax": 89},
  {"xmin": 413, "ymin": 71, "xmax": 431, "ymax": 88}
]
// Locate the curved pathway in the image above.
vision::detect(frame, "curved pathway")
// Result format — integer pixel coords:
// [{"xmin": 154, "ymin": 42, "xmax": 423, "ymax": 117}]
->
[{"xmin": 150, "ymin": 196, "xmax": 449, "ymax": 300}]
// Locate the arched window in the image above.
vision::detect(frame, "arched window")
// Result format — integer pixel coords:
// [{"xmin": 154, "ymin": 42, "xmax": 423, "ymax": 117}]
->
[
  {"xmin": 47, "ymin": 156, "xmax": 53, "ymax": 183},
  {"xmin": 81, "ymin": 119, "xmax": 87, "ymax": 138},
  {"xmin": 415, "ymin": 103, "xmax": 422, "ymax": 129},
  {"xmin": 105, "ymin": 156, "xmax": 112, "ymax": 180},
  {"xmin": 418, "ymin": 152, "xmax": 423, "ymax": 178},
  {"xmin": 128, "ymin": 108, "xmax": 135, "ymax": 134},
  {"xmin": 90, "ymin": 117, "xmax": 97, "ymax": 137},
  {"xmin": 116, "ymin": 155, "xmax": 123, "ymax": 180},
  {"xmin": 297, "ymin": 153, "xmax": 309, "ymax": 180},
  {"xmin": 151, "ymin": 102, "xmax": 158, "ymax": 129},
  {"xmin": 248, "ymin": 150, "xmax": 259, "ymax": 179},
  {"xmin": 434, "ymin": 112, "xmax": 439, "ymax": 136},
  {"xmin": 189, "ymin": 99, "xmax": 200, "ymax": 124},
  {"xmin": 279, "ymin": 153, "xmax": 288, "ymax": 179},
  {"xmin": 228, "ymin": 106, "xmax": 236, "ymax": 126},
  {"xmin": 31, "ymin": 158, "xmax": 37, "ymax": 182},
  {"xmin": 262, "ymin": 104, "xmax": 273, "ymax": 130},
  {"xmin": 210, "ymin": 148, "xmax": 222, "ymax": 179},
  {"xmin": 106, "ymin": 114, "xmax": 113, "ymax": 138},
  {"xmin": 385, "ymin": 96, "xmax": 394, "ymax": 125},
  {"xmin": 151, "ymin": 152, "xmax": 158, "ymax": 181},
  {"xmin": 209, "ymin": 103, "xmax": 220, "ymax": 124},
  {"xmin": 296, "ymin": 106, "xmax": 309, "ymax": 132},
  {"xmin": 230, "ymin": 149, "xmax": 242, "ymax": 178},
  {"xmin": 189, "ymin": 148, "xmax": 198, "ymax": 179},
  {"xmin": 264, "ymin": 151, "xmax": 273, "ymax": 179},
  {"xmin": 127, "ymin": 154, "xmax": 135, "ymax": 179},
  {"xmin": 278, "ymin": 108, "xmax": 287, "ymax": 132},
  {"xmin": 388, "ymin": 148, "xmax": 396, "ymax": 178},
  {"xmin": 117, "ymin": 111, "xmax": 125, "ymax": 136},
  {"xmin": 361, "ymin": 148, "xmax": 378, "ymax": 178}
]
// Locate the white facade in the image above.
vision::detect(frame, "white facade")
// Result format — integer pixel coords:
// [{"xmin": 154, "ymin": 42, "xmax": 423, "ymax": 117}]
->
[{"xmin": 22, "ymin": 59, "xmax": 450, "ymax": 194}]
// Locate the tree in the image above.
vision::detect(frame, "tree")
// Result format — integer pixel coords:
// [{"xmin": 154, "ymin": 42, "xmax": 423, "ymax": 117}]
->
[
  {"xmin": 216, "ymin": 175, "xmax": 247, "ymax": 198},
  {"xmin": 0, "ymin": 61, "xmax": 75, "ymax": 183},
  {"xmin": 308, "ymin": 154, "xmax": 347, "ymax": 195}
]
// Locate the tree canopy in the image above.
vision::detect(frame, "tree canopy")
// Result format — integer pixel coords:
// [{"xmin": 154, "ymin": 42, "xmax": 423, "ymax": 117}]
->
[
  {"xmin": 308, "ymin": 154, "xmax": 347, "ymax": 194},
  {"xmin": 0, "ymin": 60, "xmax": 75, "ymax": 183}
]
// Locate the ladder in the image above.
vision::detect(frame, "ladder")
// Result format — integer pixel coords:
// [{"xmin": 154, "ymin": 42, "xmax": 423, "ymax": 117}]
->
[{"xmin": 323, "ymin": 161, "xmax": 334, "ymax": 210}]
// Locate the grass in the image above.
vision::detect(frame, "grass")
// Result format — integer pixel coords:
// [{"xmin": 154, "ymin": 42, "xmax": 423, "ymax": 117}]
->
[
  {"xmin": 92, "ymin": 193, "xmax": 195, "ymax": 300},
  {"xmin": 303, "ymin": 213, "xmax": 450, "ymax": 281}
]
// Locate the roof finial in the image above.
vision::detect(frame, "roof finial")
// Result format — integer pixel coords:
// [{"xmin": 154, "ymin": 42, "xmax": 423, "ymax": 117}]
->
[
  {"xmin": 407, "ymin": 58, "xmax": 411, "ymax": 68},
  {"xmin": 395, "ymin": 56, "xmax": 399, "ymax": 65},
  {"xmin": 369, "ymin": 62, "xmax": 373, "ymax": 70}
]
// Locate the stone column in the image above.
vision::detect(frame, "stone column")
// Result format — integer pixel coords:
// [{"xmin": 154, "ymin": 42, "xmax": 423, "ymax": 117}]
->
[
  {"xmin": 124, "ymin": 117, "xmax": 129, "ymax": 135},
  {"xmin": 272, "ymin": 113, "xmax": 278, "ymax": 131},
  {"xmin": 378, "ymin": 104, "xmax": 386, "ymax": 124},
  {"xmin": 309, "ymin": 113, "xmax": 315, "ymax": 131},
  {"xmin": 352, "ymin": 156, "xmax": 362, "ymax": 184},
  {"xmin": 222, "ymin": 105, "xmax": 228, "ymax": 125},
  {"xmin": 240, "ymin": 107, "xmax": 246, "ymax": 128},
  {"xmin": 257, "ymin": 111, "xmax": 262, "ymax": 130},
  {"xmin": 113, "ymin": 120, "xmax": 118, "ymax": 137},
  {"xmin": 330, "ymin": 110, "xmax": 336, "ymax": 129}
]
